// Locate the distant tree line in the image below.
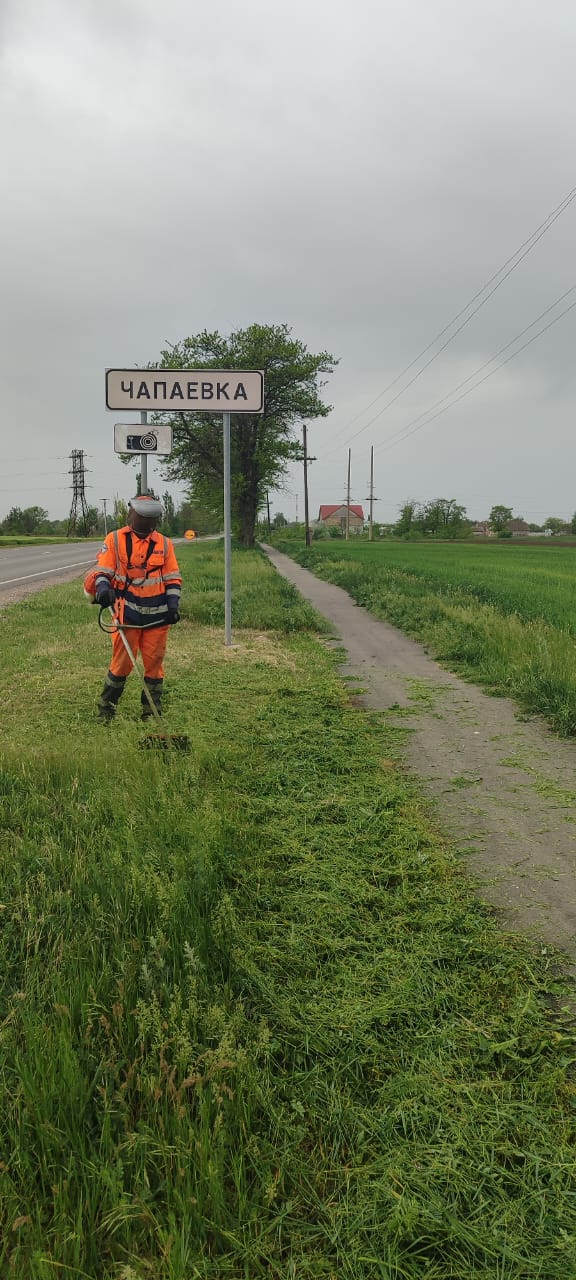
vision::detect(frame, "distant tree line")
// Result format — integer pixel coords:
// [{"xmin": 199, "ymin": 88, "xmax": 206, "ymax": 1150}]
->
[
  {"xmin": 393, "ymin": 500, "xmax": 576, "ymax": 539},
  {"xmin": 0, "ymin": 493, "xmax": 221, "ymax": 538},
  {"xmin": 395, "ymin": 498, "xmax": 470, "ymax": 538}
]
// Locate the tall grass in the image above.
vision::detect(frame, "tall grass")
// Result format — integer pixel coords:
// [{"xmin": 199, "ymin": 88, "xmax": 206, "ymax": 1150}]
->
[
  {"xmin": 276, "ymin": 540, "xmax": 576, "ymax": 735},
  {"xmin": 0, "ymin": 545, "xmax": 575, "ymax": 1277}
]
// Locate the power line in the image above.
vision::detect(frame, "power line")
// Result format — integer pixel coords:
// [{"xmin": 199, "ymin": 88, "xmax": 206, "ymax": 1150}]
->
[
  {"xmin": 2, "ymin": 470, "xmax": 68, "ymax": 479},
  {"xmin": 372, "ymin": 283, "xmax": 576, "ymax": 454},
  {"xmin": 375, "ymin": 295, "xmax": 576, "ymax": 456},
  {"xmin": 327, "ymin": 182, "xmax": 576, "ymax": 453}
]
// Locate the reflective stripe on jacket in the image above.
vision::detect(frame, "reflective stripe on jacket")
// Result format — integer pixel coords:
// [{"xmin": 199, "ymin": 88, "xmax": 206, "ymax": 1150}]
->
[{"xmin": 95, "ymin": 527, "xmax": 182, "ymax": 629}]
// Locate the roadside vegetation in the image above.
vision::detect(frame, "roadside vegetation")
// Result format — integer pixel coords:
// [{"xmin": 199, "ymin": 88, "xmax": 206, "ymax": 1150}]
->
[
  {"xmin": 274, "ymin": 538, "xmax": 576, "ymax": 736},
  {"xmin": 1, "ymin": 544, "xmax": 576, "ymax": 1278}
]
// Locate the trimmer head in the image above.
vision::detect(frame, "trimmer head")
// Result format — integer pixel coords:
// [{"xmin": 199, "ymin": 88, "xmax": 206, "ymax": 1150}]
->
[{"xmin": 138, "ymin": 734, "xmax": 191, "ymax": 752}]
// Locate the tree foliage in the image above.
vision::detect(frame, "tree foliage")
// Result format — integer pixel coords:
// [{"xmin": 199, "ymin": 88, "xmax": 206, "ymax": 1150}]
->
[
  {"xmin": 543, "ymin": 516, "xmax": 569, "ymax": 535},
  {"xmin": 113, "ymin": 496, "xmax": 129, "ymax": 528},
  {"xmin": 151, "ymin": 324, "xmax": 337, "ymax": 547},
  {"xmin": 394, "ymin": 497, "xmax": 470, "ymax": 539},
  {"xmin": 488, "ymin": 505, "xmax": 513, "ymax": 533},
  {"xmin": 1, "ymin": 506, "xmax": 49, "ymax": 535}
]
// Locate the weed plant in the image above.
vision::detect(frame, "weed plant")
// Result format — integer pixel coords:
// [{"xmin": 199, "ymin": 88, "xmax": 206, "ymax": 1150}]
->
[
  {"xmin": 276, "ymin": 540, "xmax": 576, "ymax": 735},
  {"xmin": 0, "ymin": 546, "xmax": 575, "ymax": 1277}
]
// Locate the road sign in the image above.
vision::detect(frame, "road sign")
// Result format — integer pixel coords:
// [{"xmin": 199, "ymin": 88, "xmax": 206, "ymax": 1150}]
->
[
  {"xmin": 106, "ymin": 369, "xmax": 264, "ymax": 413},
  {"xmin": 114, "ymin": 423, "xmax": 173, "ymax": 455},
  {"xmin": 184, "ymin": 529, "xmax": 196, "ymax": 540}
]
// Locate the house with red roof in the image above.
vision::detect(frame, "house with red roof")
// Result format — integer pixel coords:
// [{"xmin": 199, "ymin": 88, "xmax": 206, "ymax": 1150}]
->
[{"xmin": 317, "ymin": 504, "xmax": 365, "ymax": 532}]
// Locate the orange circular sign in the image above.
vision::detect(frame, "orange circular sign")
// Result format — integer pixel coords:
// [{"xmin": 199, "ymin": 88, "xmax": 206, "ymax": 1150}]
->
[{"xmin": 184, "ymin": 529, "xmax": 196, "ymax": 540}]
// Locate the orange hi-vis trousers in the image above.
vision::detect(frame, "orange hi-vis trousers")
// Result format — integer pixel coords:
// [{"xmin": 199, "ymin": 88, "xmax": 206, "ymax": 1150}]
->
[{"xmin": 109, "ymin": 625, "xmax": 169, "ymax": 680}]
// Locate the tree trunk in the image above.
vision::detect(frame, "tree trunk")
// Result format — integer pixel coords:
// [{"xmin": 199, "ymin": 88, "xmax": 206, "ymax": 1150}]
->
[{"xmin": 238, "ymin": 486, "xmax": 259, "ymax": 547}]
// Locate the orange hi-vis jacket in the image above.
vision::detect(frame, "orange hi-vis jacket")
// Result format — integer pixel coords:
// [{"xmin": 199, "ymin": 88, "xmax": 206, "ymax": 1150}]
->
[{"xmin": 93, "ymin": 527, "xmax": 182, "ymax": 630}]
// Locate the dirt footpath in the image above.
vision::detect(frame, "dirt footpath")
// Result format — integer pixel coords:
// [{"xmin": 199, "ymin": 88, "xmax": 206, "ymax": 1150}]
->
[{"xmin": 263, "ymin": 546, "xmax": 576, "ymax": 968}]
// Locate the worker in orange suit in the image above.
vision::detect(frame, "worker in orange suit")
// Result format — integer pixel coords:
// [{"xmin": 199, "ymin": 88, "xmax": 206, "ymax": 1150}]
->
[{"xmin": 85, "ymin": 495, "xmax": 182, "ymax": 721}]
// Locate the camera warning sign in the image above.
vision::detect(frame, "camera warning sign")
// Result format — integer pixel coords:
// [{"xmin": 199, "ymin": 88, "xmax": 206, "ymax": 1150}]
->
[
  {"xmin": 106, "ymin": 369, "xmax": 264, "ymax": 413},
  {"xmin": 114, "ymin": 423, "xmax": 174, "ymax": 455}
]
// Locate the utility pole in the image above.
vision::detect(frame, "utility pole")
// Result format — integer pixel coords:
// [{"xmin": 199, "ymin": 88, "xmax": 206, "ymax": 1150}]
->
[
  {"xmin": 266, "ymin": 492, "xmax": 271, "ymax": 535},
  {"xmin": 303, "ymin": 423, "xmax": 311, "ymax": 547},
  {"xmin": 364, "ymin": 445, "xmax": 379, "ymax": 540},
  {"xmin": 369, "ymin": 446, "xmax": 374, "ymax": 541},
  {"xmin": 140, "ymin": 410, "xmax": 149, "ymax": 495},
  {"xmin": 101, "ymin": 499, "xmax": 108, "ymax": 535},
  {"xmin": 346, "ymin": 448, "xmax": 351, "ymax": 541}
]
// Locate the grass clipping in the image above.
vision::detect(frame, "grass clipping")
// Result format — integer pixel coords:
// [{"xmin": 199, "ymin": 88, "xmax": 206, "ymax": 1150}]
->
[{"xmin": 0, "ymin": 547, "xmax": 575, "ymax": 1278}]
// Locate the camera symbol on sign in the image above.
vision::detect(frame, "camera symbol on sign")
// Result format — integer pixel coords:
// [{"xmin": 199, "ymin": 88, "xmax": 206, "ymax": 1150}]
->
[{"xmin": 126, "ymin": 432, "xmax": 158, "ymax": 451}]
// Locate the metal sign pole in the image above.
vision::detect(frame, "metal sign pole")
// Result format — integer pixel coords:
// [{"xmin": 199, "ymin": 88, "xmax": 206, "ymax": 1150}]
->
[
  {"xmin": 140, "ymin": 410, "xmax": 148, "ymax": 495},
  {"xmin": 223, "ymin": 410, "xmax": 232, "ymax": 645}
]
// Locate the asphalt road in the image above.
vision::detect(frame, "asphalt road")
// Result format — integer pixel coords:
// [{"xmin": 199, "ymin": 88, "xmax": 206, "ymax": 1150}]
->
[
  {"xmin": 0, "ymin": 535, "xmax": 220, "ymax": 604},
  {"xmin": 0, "ymin": 542, "xmax": 103, "ymax": 598}
]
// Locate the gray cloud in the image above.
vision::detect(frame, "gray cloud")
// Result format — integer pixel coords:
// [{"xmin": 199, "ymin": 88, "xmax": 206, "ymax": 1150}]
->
[{"xmin": 0, "ymin": 0, "xmax": 575, "ymax": 525}]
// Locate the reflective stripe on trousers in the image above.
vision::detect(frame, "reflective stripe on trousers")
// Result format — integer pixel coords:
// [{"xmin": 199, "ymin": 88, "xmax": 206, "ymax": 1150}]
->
[{"xmin": 109, "ymin": 626, "xmax": 169, "ymax": 680}]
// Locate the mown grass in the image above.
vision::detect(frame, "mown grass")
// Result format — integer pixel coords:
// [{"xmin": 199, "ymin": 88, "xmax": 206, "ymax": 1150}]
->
[
  {"xmin": 1, "ymin": 544, "xmax": 576, "ymax": 1277},
  {"xmin": 274, "ymin": 540, "xmax": 576, "ymax": 736}
]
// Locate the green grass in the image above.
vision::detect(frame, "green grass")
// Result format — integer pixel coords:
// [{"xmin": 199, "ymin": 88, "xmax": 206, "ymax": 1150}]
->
[
  {"xmin": 1, "ymin": 545, "xmax": 576, "ymax": 1277},
  {"xmin": 274, "ymin": 539, "xmax": 576, "ymax": 736}
]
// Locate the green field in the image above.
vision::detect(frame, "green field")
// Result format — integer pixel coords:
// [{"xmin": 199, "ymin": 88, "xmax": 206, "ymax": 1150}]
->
[
  {"xmin": 1, "ymin": 545, "xmax": 576, "ymax": 1278},
  {"xmin": 276, "ymin": 539, "xmax": 576, "ymax": 736}
]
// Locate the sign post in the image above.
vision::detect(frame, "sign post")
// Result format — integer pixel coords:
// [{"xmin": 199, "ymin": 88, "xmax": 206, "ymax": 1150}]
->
[
  {"xmin": 223, "ymin": 412, "xmax": 232, "ymax": 645},
  {"xmin": 140, "ymin": 411, "xmax": 149, "ymax": 495},
  {"xmin": 106, "ymin": 369, "xmax": 264, "ymax": 646}
]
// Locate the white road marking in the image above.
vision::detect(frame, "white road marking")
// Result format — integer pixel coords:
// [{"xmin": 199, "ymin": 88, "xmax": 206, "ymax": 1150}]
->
[{"xmin": 0, "ymin": 559, "xmax": 95, "ymax": 587}]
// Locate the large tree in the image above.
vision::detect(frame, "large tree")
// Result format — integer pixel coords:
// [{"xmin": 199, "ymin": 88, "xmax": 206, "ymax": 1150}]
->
[
  {"xmin": 489, "ymin": 504, "xmax": 513, "ymax": 534},
  {"xmin": 1, "ymin": 505, "xmax": 49, "ymax": 535},
  {"xmin": 395, "ymin": 500, "xmax": 420, "ymax": 536},
  {"xmin": 150, "ymin": 324, "xmax": 337, "ymax": 547},
  {"xmin": 544, "ymin": 516, "xmax": 569, "ymax": 535},
  {"xmin": 394, "ymin": 497, "xmax": 469, "ymax": 538}
]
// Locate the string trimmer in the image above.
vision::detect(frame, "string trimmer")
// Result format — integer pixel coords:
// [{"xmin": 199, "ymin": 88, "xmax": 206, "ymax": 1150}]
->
[{"xmin": 98, "ymin": 607, "xmax": 190, "ymax": 752}]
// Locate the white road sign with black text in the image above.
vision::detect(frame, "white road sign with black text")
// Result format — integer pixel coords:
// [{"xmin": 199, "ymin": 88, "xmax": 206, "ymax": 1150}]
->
[{"xmin": 106, "ymin": 369, "xmax": 264, "ymax": 413}]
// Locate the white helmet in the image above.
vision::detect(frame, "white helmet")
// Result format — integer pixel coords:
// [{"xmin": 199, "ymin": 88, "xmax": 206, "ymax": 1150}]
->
[{"xmin": 129, "ymin": 495, "xmax": 163, "ymax": 520}]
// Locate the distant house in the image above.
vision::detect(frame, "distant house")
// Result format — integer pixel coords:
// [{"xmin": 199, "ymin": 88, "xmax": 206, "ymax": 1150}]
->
[
  {"xmin": 318, "ymin": 504, "xmax": 365, "ymax": 532},
  {"xmin": 505, "ymin": 519, "xmax": 530, "ymax": 536},
  {"xmin": 473, "ymin": 518, "xmax": 534, "ymax": 537}
]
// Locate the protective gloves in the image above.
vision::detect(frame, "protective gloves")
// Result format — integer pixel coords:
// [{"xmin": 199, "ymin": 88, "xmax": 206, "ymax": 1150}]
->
[
  {"xmin": 167, "ymin": 608, "xmax": 181, "ymax": 625},
  {"xmin": 96, "ymin": 584, "xmax": 116, "ymax": 608}
]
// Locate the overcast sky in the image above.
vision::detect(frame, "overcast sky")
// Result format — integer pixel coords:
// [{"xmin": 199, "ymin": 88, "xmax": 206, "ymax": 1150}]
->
[{"xmin": 1, "ymin": 0, "xmax": 575, "ymax": 526}]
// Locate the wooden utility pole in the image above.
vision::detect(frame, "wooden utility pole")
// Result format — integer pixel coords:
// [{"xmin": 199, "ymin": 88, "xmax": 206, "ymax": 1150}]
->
[
  {"xmin": 369, "ymin": 445, "xmax": 374, "ymax": 541},
  {"xmin": 365, "ymin": 446, "xmax": 380, "ymax": 538},
  {"xmin": 303, "ymin": 423, "xmax": 311, "ymax": 547},
  {"xmin": 346, "ymin": 448, "xmax": 351, "ymax": 540},
  {"xmin": 266, "ymin": 492, "xmax": 271, "ymax": 535}
]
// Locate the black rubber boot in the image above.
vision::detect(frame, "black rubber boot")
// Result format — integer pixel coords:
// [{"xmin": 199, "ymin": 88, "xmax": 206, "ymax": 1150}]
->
[
  {"xmin": 98, "ymin": 671, "xmax": 126, "ymax": 721},
  {"xmin": 141, "ymin": 677, "xmax": 163, "ymax": 720}
]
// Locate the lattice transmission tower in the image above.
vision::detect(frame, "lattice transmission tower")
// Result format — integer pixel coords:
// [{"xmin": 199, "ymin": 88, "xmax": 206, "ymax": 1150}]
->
[{"xmin": 67, "ymin": 449, "xmax": 90, "ymax": 536}]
